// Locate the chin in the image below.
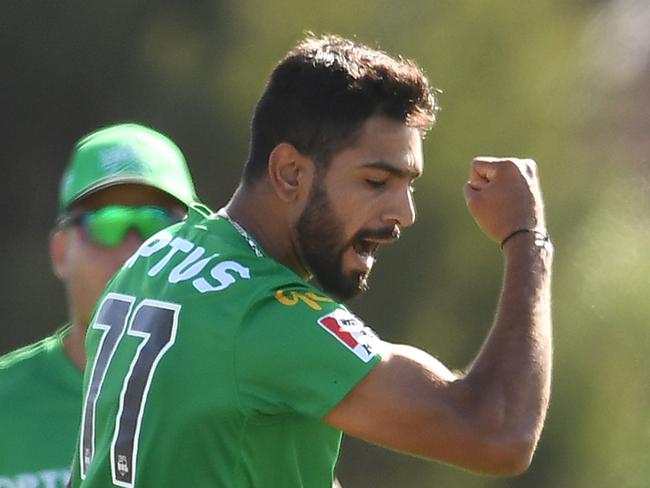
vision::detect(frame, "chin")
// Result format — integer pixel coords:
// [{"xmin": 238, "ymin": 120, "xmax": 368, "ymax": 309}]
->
[{"xmin": 320, "ymin": 271, "xmax": 370, "ymax": 301}]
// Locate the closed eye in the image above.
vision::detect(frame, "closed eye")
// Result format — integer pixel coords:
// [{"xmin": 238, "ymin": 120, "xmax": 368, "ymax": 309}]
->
[{"xmin": 366, "ymin": 179, "xmax": 387, "ymax": 189}]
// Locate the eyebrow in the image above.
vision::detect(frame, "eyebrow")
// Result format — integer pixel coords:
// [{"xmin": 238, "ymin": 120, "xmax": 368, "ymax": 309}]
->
[{"xmin": 361, "ymin": 161, "xmax": 422, "ymax": 179}]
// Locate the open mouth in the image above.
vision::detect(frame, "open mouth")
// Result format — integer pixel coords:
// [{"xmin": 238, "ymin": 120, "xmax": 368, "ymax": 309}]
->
[
  {"xmin": 353, "ymin": 238, "xmax": 379, "ymax": 258},
  {"xmin": 349, "ymin": 227, "xmax": 400, "ymax": 266}
]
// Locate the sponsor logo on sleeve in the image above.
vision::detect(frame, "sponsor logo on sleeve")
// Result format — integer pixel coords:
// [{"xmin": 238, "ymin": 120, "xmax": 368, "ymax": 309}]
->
[
  {"xmin": 317, "ymin": 309, "xmax": 379, "ymax": 363},
  {"xmin": 275, "ymin": 289, "xmax": 334, "ymax": 311}
]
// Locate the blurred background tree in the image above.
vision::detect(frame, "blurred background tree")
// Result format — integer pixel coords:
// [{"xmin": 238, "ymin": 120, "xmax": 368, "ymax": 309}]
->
[{"xmin": 2, "ymin": 0, "xmax": 649, "ymax": 486}]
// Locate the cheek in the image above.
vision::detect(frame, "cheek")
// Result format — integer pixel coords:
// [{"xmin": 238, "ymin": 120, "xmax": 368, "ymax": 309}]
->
[
  {"xmin": 69, "ymin": 242, "xmax": 133, "ymax": 295},
  {"xmin": 70, "ymin": 252, "xmax": 117, "ymax": 297},
  {"xmin": 328, "ymin": 195, "xmax": 367, "ymax": 238}
]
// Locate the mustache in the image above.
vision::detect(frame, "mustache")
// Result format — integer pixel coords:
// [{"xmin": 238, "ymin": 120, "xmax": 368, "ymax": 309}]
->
[{"xmin": 355, "ymin": 225, "xmax": 401, "ymax": 242}]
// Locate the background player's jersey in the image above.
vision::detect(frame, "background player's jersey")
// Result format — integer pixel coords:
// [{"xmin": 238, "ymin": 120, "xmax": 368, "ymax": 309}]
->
[
  {"xmin": 71, "ymin": 205, "xmax": 381, "ymax": 488},
  {"xmin": 0, "ymin": 327, "xmax": 81, "ymax": 488}
]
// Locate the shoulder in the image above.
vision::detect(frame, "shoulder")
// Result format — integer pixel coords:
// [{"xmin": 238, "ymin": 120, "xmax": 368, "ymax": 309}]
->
[
  {"xmin": 234, "ymin": 282, "xmax": 382, "ymax": 418},
  {"xmin": 243, "ymin": 281, "xmax": 380, "ymax": 365},
  {"xmin": 0, "ymin": 328, "xmax": 69, "ymax": 391},
  {"xmin": 253, "ymin": 282, "xmax": 340, "ymax": 318},
  {"xmin": 114, "ymin": 214, "xmax": 272, "ymax": 293},
  {"xmin": 112, "ymin": 213, "xmax": 306, "ymax": 304}
]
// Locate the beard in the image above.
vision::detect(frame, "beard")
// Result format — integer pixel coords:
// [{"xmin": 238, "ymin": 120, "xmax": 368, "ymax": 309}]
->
[{"xmin": 296, "ymin": 180, "xmax": 397, "ymax": 300}]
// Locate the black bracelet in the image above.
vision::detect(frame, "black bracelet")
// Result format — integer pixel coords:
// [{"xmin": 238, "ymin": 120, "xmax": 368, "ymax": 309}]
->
[{"xmin": 500, "ymin": 228, "xmax": 550, "ymax": 250}]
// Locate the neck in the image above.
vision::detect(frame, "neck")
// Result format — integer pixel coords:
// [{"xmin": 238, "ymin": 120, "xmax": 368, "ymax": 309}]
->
[{"xmin": 224, "ymin": 183, "xmax": 310, "ymax": 279}]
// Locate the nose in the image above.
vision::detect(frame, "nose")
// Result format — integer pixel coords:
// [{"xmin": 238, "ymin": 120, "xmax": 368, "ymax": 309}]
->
[
  {"xmin": 114, "ymin": 230, "xmax": 145, "ymax": 264},
  {"xmin": 382, "ymin": 187, "xmax": 416, "ymax": 229}
]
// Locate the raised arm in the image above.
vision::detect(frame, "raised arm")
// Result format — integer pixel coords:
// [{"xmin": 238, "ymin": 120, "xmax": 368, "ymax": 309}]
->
[{"xmin": 325, "ymin": 157, "xmax": 553, "ymax": 476}]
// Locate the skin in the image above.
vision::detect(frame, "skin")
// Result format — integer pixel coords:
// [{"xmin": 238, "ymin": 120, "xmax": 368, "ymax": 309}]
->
[
  {"xmin": 295, "ymin": 119, "xmax": 419, "ymax": 299},
  {"xmin": 226, "ymin": 115, "xmax": 553, "ymax": 476},
  {"xmin": 50, "ymin": 183, "xmax": 185, "ymax": 371}
]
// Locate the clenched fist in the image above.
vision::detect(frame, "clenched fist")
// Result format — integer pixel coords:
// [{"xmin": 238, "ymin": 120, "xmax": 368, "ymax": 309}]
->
[{"xmin": 463, "ymin": 157, "xmax": 546, "ymax": 243}]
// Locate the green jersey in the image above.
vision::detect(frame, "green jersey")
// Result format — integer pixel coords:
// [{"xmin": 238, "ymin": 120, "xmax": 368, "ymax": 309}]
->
[
  {"xmin": 0, "ymin": 327, "xmax": 82, "ymax": 487},
  {"xmin": 71, "ymin": 206, "xmax": 381, "ymax": 487}
]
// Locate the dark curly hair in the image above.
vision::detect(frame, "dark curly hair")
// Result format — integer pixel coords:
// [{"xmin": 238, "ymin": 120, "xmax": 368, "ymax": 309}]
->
[{"xmin": 242, "ymin": 34, "xmax": 439, "ymax": 185}]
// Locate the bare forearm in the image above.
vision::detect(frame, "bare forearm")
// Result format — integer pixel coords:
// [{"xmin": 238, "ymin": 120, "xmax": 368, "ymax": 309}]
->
[{"xmin": 464, "ymin": 232, "xmax": 553, "ymax": 443}]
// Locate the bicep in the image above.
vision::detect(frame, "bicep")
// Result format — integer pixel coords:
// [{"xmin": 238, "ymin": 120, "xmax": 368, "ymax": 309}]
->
[{"xmin": 324, "ymin": 341, "xmax": 502, "ymax": 471}]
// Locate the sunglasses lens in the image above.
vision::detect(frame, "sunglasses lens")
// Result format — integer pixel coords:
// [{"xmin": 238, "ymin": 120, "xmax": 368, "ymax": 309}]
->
[
  {"xmin": 132, "ymin": 208, "xmax": 176, "ymax": 238},
  {"xmin": 82, "ymin": 206, "xmax": 178, "ymax": 247}
]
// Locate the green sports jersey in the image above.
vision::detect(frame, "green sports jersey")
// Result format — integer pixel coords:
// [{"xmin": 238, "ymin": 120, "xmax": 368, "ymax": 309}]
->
[
  {"xmin": 0, "ymin": 326, "xmax": 82, "ymax": 488},
  {"xmin": 71, "ymin": 205, "xmax": 381, "ymax": 488}
]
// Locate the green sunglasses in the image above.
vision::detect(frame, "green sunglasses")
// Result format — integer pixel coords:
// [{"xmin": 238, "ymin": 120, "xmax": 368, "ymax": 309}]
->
[{"xmin": 60, "ymin": 205, "xmax": 183, "ymax": 247}]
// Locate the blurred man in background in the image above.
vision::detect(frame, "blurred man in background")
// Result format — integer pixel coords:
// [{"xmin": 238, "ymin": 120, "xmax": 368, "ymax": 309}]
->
[
  {"xmin": 0, "ymin": 123, "xmax": 198, "ymax": 487},
  {"xmin": 70, "ymin": 35, "xmax": 553, "ymax": 487}
]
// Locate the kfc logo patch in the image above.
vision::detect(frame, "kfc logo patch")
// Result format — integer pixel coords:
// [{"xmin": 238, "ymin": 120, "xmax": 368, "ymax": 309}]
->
[{"xmin": 317, "ymin": 309, "xmax": 378, "ymax": 362}]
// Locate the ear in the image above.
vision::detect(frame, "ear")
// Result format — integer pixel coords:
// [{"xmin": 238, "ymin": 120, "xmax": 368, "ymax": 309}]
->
[
  {"xmin": 267, "ymin": 143, "xmax": 314, "ymax": 203},
  {"xmin": 50, "ymin": 229, "xmax": 69, "ymax": 280}
]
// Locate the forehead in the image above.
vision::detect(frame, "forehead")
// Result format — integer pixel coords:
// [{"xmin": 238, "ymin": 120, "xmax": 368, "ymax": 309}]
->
[
  {"xmin": 329, "ymin": 116, "xmax": 423, "ymax": 177},
  {"xmin": 69, "ymin": 183, "xmax": 184, "ymax": 212}
]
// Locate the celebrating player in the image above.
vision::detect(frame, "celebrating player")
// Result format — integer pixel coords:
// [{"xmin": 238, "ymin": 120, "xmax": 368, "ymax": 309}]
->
[
  {"xmin": 70, "ymin": 35, "xmax": 553, "ymax": 487},
  {"xmin": 0, "ymin": 123, "xmax": 198, "ymax": 487}
]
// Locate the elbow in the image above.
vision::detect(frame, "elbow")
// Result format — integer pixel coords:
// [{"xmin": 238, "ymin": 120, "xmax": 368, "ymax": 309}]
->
[
  {"xmin": 453, "ymin": 403, "xmax": 541, "ymax": 475},
  {"xmin": 427, "ymin": 429, "xmax": 537, "ymax": 476},
  {"xmin": 421, "ymin": 414, "xmax": 540, "ymax": 476},
  {"xmin": 466, "ymin": 407, "xmax": 540, "ymax": 476},
  {"xmin": 451, "ymin": 381, "xmax": 545, "ymax": 476},
  {"xmin": 478, "ymin": 436, "xmax": 537, "ymax": 476},
  {"xmin": 505, "ymin": 444, "xmax": 536, "ymax": 476}
]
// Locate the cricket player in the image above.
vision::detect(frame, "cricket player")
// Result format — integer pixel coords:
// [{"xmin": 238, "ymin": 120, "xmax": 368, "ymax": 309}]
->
[
  {"xmin": 0, "ymin": 123, "xmax": 198, "ymax": 487},
  {"xmin": 70, "ymin": 35, "xmax": 553, "ymax": 487}
]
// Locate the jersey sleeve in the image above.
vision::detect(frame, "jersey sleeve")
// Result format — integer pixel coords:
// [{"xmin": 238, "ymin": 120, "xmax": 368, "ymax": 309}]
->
[{"xmin": 234, "ymin": 286, "xmax": 382, "ymax": 419}]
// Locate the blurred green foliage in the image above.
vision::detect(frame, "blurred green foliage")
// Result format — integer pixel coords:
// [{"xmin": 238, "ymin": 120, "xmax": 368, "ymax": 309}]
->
[{"xmin": 2, "ymin": 0, "xmax": 647, "ymax": 486}]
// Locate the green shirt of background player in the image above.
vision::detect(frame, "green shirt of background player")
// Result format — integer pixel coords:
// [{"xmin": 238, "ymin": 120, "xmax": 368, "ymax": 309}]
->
[
  {"xmin": 71, "ymin": 35, "xmax": 553, "ymax": 487},
  {"xmin": 0, "ymin": 123, "xmax": 198, "ymax": 487}
]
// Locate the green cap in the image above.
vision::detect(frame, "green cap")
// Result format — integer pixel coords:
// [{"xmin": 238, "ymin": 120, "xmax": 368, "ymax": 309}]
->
[{"xmin": 58, "ymin": 123, "xmax": 198, "ymax": 213}]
